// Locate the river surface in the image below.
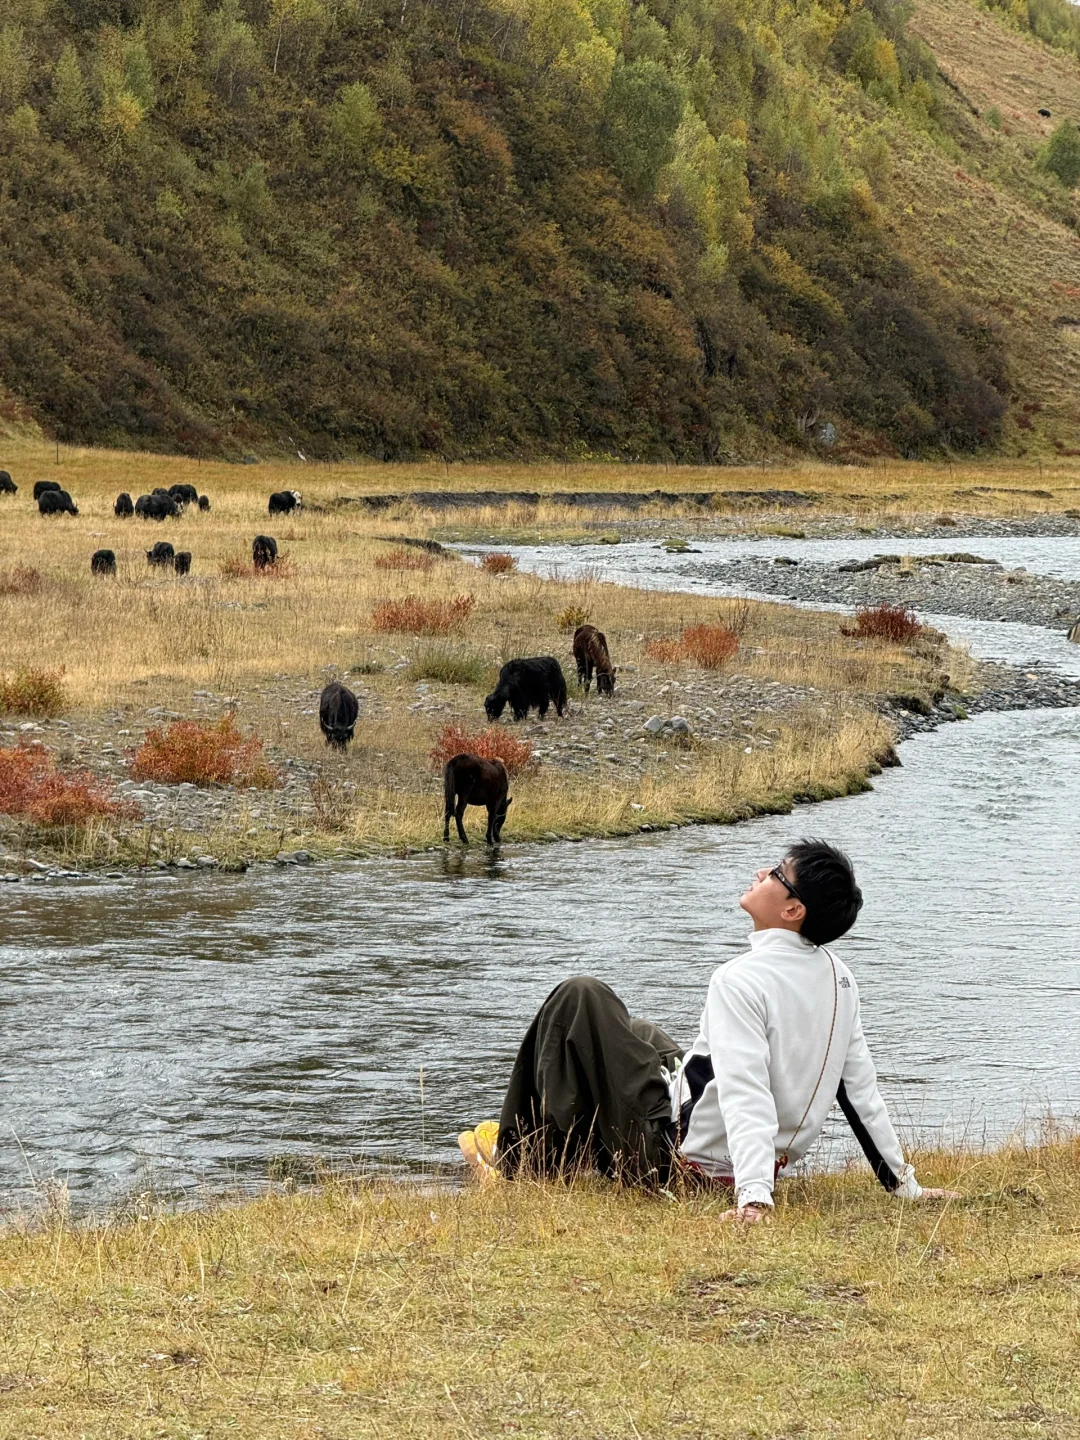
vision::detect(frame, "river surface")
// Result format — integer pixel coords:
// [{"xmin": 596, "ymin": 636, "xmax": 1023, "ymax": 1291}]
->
[{"xmin": 2, "ymin": 536, "xmax": 1079, "ymax": 1208}]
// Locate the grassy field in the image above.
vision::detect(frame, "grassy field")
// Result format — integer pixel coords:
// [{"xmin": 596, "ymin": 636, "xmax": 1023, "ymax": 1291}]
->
[
  {"xmin": 0, "ymin": 444, "xmax": 978, "ymax": 868},
  {"xmin": 0, "ymin": 1136, "xmax": 1076, "ymax": 1437}
]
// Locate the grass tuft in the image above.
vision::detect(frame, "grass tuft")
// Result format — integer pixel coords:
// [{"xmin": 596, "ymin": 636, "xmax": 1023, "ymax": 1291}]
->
[
  {"xmin": 374, "ymin": 547, "xmax": 436, "ymax": 572},
  {"xmin": 556, "ymin": 603, "xmax": 590, "ymax": 632},
  {"xmin": 481, "ymin": 552, "xmax": 516, "ymax": 574},
  {"xmin": 131, "ymin": 715, "xmax": 280, "ymax": 788},
  {"xmin": 406, "ymin": 645, "xmax": 493, "ymax": 686},
  {"xmin": 0, "ymin": 667, "xmax": 67, "ymax": 716},
  {"xmin": 645, "ymin": 623, "xmax": 739, "ymax": 669},
  {"xmin": 430, "ymin": 722, "xmax": 535, "ymax": 774},
  {"xmin": 0, "ymin": 565, "xmax": 45, "ymax": 597}
]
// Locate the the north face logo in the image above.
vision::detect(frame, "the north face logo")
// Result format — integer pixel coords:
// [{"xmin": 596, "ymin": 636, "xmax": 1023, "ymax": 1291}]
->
[{"xmin": 839, "ymin": 976, "xmax": 851, "ymax": 989}]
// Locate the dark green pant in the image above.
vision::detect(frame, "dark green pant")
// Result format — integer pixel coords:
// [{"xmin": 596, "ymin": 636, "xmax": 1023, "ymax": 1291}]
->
[{"xmin": 497, "ymin": 977, "xmax": 683, "ymax": 1183}]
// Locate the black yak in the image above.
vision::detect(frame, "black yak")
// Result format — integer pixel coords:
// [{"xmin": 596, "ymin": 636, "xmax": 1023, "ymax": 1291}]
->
[
  {"xmin": 168, "ymin": 483, "xmax": 199, "ymax": 508},
  {"xmin": 252, "ymin": 535, "xmax": 278, "ymax": 569},
  {"xmin": 197, "ymin": 494, "xmax": 210, "ymax": 511},
  {"xmin": 33, "ymin": 479, "xmax": 61, "ymax": 500},
  {"xmin": 319, "ymin": 682, "xmax": 359, "ymax": 750},
  {"xmin": 443, "ymin": 754, "xmax": 511, "ymax": 845},
  {"xmin": 173, "ymin": 551, "xmax": 192, "ymax": 575},
  {"xmin": 485, "ymin": 657, "xmax": 568, "ymax": 721},
  {"xmin": 268, "ymin": 490, "xmax": 302, "ymax": 515},
  {"xmin": 38, "ymin": 489, "xmax": 78, "ymax": 516},
  {"xmin": 572, "ymin": 624, "xmax": 616, "ymax": 696},
  {"xmin": 114, "ymin": 492, "xmax": 134, "ymax": 517},
  {"xmin": 147, "ymin": 541, "xmax": 175, "ymax": 566},
  {"xmin": 135, "ymin": 492, "xmax": 178, "ymax": 520},
  {"xmin": 0, "ymin": 470, "xmax": 15, "ymax": 495},
  {"xmin": 91, "ymin": 549, "xmax": 116, "ymax": 576}
]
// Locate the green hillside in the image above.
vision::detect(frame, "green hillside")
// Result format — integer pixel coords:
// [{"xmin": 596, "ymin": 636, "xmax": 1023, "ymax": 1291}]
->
[{"xmin": 0, "ymin": 0, "xmax": 1073, "ymax": 460}]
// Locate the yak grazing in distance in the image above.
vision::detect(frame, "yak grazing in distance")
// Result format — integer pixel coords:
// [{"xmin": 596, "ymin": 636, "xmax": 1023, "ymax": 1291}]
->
[
  {"xmin": 197, "ymin": 494, "xmax": 211, "ymax": 511},
  {"xmin": 319, "ymin": 682, "xmax": 359, "ymax": 750},
  {"xmin": 443, "ymin": 754, "xmax": 511, "ymax": 845},
  {"xmin": 38, "ymin": 489, "xmax": 78, "ymax": 516},
  {"xmin": 173, "ymin": 551, "xmax": 192, "ymax": 575},
  {"xmin": 572, "ymin": 624, "xmax": 616, "ymax": 696},
  {"xmin": 147, "ymin": 541, "xmax": 175, "ymax": 566},
  {"xmin": 485, "ymin": 656, "xmax": 568, "ymax": 721},
  {"xmin": 135, "ymin": 492, "xmax": 178, "ymax": 520},
  {"xmin": 114, "ymin": 492, "xmax": 134, "ymax": 517},
  {"xmin": 168, "ymin": 483, "xmax": 199, "ymax": 508},
  {"xmin": 33, "ymin": 479, "xmax": 62, "ymax": 500},
  {"xmin": 0, "ymin": 470, "xmax": 16, "ymax": 495},
  {"xmin": 91, "ymin": 549, "xmax": 116, "ymax": 576},
  {"xmin": 252, "ymin": 535, "xmax": 278, "ymax": 569},
  {"xmin": 268, "ymin": 490, "xmax": 301, "ymax": 515}
]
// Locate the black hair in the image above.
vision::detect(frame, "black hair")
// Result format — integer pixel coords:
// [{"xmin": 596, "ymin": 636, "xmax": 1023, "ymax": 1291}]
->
[{"xmin": 787, "ymin": 838, "xmax": 863, "ymax": 946}]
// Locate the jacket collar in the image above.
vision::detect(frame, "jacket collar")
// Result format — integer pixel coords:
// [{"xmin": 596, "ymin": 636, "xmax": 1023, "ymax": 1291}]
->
[{"xmin": 747, "ymin": 928, "xmax": 817, "ymax": 955}]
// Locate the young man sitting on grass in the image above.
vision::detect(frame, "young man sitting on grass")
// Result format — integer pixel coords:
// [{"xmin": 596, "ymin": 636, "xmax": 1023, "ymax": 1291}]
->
[{"xmin": 460, "ymin": 838, "xmax": 959, "ymax": 1219}]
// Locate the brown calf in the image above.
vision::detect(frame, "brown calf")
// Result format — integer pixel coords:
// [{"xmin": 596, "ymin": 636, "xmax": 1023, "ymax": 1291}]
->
[
  {"xmin": 572, "ymin": 624, "xmax": 616, "ymax": 696},
  {"xmin": 443, "ymin": 754, "xmax": 511, "ymax": 845}
]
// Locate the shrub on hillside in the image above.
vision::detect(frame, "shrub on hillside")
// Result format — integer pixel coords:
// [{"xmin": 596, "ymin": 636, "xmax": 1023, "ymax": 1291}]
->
[
  {"xmin": 374, "ymin": 547, "xmax": 435, "ymax": 572},
  {"xmin": 841, "ymin": 603, "xmax": 924, "ymax": 643},
  {"xmin": 0, "ymin": 743, "xmax": 138, "ymax": 826},
  {"xmin": 0, "ymin": 668, "xmax": 67, "ymax": 716},
  {"xmin": 556, "ymin": 604, "xmax": 590, "ymax": 632},
  {"xmin": 430, "ymin": 723, "xmax": 534, "ymax": 775},
  {"xmin": 0, "ymin": 566, "xmax": 45, "ymax": 597},
  {"xmin": 131, "ymin": 715, "xmax": 280, "ymax": 787},
  {"xmin": 1038, "ymin": 122, "xmax": 1080, "ymax": 189},
  {"xmin": 481, "ymin": 552, "xmax": 515, "ymax": 574},
  {"xmin": 407, "ymin": 645, "xmax": 492, "ymax": 686},
  {"xmin": 372, "ymin": 595, "xmax": 474, "ymax": 634},
  {"xmin": 644, "ymin": 624, "xmax": 739, "ymax": 668}
]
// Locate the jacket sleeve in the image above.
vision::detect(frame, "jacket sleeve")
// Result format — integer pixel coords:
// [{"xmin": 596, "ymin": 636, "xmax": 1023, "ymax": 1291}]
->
[
  {"xmin": 711, "ymin": 974, "xmax": 779, "ymax": 1208},
  {"xmin": 837, "ymin": 996, "xmax": 922, "ymax": 1199}
]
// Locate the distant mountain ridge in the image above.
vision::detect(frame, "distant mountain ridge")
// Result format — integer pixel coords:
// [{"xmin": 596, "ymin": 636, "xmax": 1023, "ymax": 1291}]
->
[{"xmin": 0, "ymin": 0, "xmax": 1075, "ymax": 459}]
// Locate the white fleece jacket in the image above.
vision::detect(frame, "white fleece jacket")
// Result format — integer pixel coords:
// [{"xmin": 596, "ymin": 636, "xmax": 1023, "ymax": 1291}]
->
[{"xmin": 671, "ymin": 928, "xmax": 921, "ymax": 1208}]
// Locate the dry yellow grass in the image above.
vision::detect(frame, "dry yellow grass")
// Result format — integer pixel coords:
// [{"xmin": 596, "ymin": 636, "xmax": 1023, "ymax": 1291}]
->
[
  {"xmin": 0, "ymin": 448, "xmax": 970, "ymax": 863},
  {"xmin": 0, "ymin": 1135, "xmax": 1076, "ymax": 1438}
]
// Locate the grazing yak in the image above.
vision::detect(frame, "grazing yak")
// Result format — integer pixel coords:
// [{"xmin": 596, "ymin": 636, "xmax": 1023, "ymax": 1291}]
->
[
  {"xmin": 572, "ymin": 624, "xmax": 616, "ymax": 696},
  {"xmin": 91, "ymin": 549, "xmax": 116, "ymax": 576},
  {"xmin": 114, "ymin": 492, "xmax": 134, "ymax": 517},
  {"xmin": 252, "ymin": 534, "xmax": 278, "ymax": 569},
  {"xmin": 0, "ymin": 470, "xmax": 16, "ymax": 495},
  {"xmin": 147, "ymin": 541, "xmax": 175, "ymax": 567},
  {"xmin": 33, "ymin": 479, "xmax": 61, "ymax": 500},
  {"xmin": 168, "ymin": 483, "xmax": 199, "ymax": 508},
  {"xmin": 443, "ymin": 754, "xmax": 511, "ymax": 845},
  {"xmin": 268, "ymin": 489, "xmax": 302, "ymax": 515},
  {"xmin": 197, "ymin": 494, "xmax": 211, "ymax": 512},
  {"xmin": 38, "ymin": 488, "xmax": 78, "ymax": 516},
  {"xmin": 173, "ymin": 551, "xmax": 192, "ymax": 575},
  {"xmin": 485, "ymin": 656, "xmax": 568, "ymax": 721},
  {"xmin": 135, "ymin": 492, "xmax": 178, "ymax": 520},
  {"xmin": 319, "ymin": 681, "xmax": 359, "ymax": 750}
]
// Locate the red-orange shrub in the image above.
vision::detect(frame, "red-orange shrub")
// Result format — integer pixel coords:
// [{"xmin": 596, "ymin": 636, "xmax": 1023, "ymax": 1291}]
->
[
  {"xmin": 0, "ymin": 743, "xmax": 139, "ymax": 826},
  {"xmin": 0, "ymin": 668, "xmax": 67, "ymax": 716},
  {"xmin": 841, "ymin": 604, "xmax": 923, "ymax": 643},
  {"xmin": 644, "ymin": 624, "xmax": 738, "ymax": 669},
  {"xmin": 481, "ymin": 553, "xmax": 515, "ymax": 574},
  {"xmin": 0, "ymin": 566, "xmax": 44, "ymax": 597},
  {"xmin": 374, "ymin": 547, "xmax": 435, "ymax": 572},
  {"xmin": 430, "ymin": 723, "xmax": 534, "ymax": 775},
  {"xmin": 372, "ymin": 595, "xmax": 475, "ymax": 635},
  {"xmin": 131, "ymin": 715, "xmax": 280, "ymax": 787}
]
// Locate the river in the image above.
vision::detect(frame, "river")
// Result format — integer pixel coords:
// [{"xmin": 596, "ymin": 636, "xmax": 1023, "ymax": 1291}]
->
[{"xmin": 1, "ymin": 535, "xmax": 1078, "ymax": 1209}]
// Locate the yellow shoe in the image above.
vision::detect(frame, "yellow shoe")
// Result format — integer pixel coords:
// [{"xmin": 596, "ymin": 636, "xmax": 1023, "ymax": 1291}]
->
[{"xmin": 458, "ymin": 1123, "xmax": 500, "ymax": 1182}]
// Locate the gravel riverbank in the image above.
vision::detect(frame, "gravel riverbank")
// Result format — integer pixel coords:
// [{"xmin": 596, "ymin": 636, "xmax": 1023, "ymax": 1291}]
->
[{"xmin": 686, "ymin": 552, "xmax": 1080, "ymax": 629}]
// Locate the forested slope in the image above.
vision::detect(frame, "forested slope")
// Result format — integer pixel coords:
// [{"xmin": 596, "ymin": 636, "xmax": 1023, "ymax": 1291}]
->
[{"xmin": 0, "ymin": 0, "xmax": 1073, "ymax": 459}]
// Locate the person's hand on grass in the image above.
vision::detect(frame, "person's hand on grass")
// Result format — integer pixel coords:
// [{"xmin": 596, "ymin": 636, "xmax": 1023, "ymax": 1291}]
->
[{"xmin": 718, "ymin": 1202, "xmax": 771, "ymax": 1224}]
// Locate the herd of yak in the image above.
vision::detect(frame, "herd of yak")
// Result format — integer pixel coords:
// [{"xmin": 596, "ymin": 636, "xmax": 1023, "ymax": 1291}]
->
[{"xmin": 2, "ymin": 465, "xmax": 615, "ymax": 845}]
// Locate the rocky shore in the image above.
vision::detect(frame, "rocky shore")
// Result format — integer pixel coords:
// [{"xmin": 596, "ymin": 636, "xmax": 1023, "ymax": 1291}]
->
[{"xmin": 686, "ymin": 552, "xmax": 1080, "ymax": 629}]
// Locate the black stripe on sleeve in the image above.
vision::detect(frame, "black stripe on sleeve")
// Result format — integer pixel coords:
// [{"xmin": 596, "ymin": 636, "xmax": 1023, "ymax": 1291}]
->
[{"xmin": 836, "ymin": 1080, "xmax": 900, "ymax": 1192}]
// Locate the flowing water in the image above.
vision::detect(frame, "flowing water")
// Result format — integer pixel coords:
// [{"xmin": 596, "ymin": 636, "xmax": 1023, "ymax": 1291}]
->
[{"xmin": 2, "ymin": 537, "xmax": 1079, "ymax": 1208}]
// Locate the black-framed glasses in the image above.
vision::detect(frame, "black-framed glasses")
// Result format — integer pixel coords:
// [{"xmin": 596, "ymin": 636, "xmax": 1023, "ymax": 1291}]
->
[{"xmin": 769, "ymin": 863, "xmax": 805, "ymax": 906}]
